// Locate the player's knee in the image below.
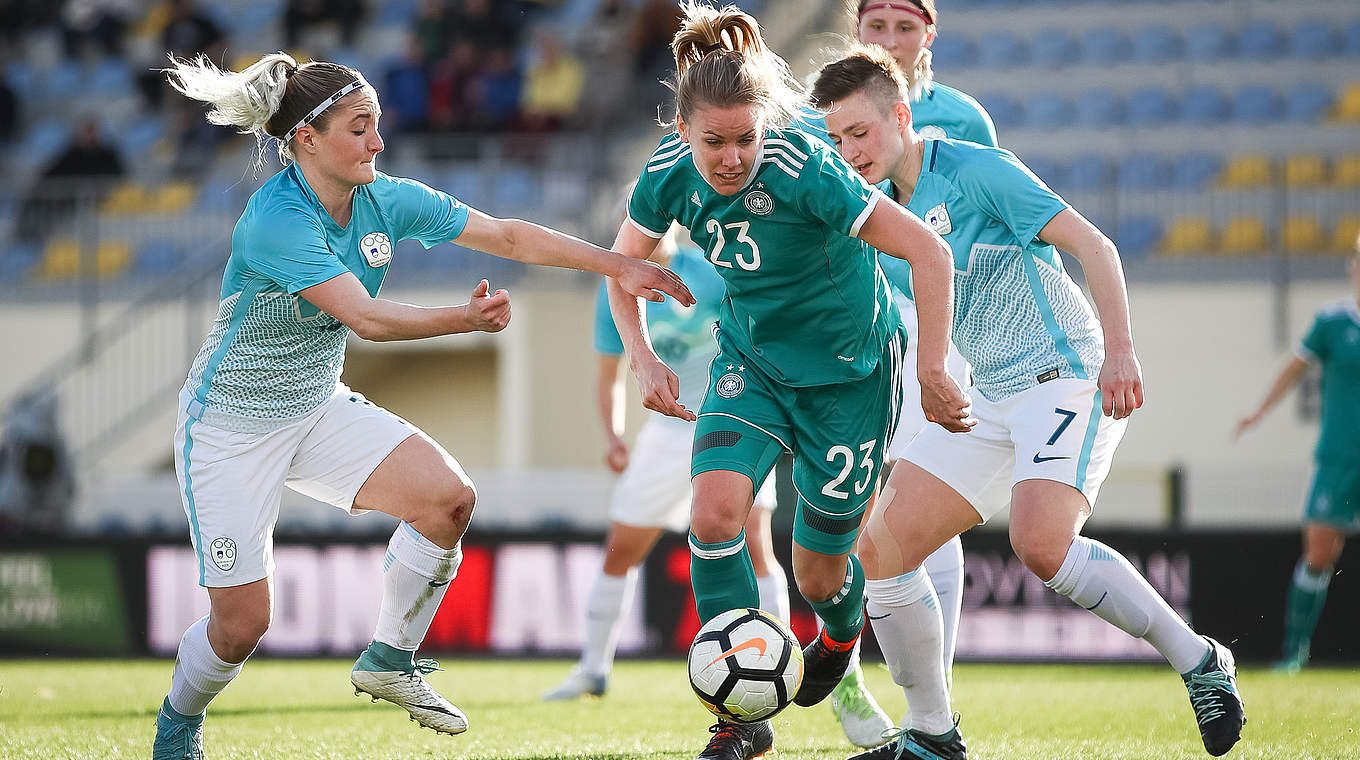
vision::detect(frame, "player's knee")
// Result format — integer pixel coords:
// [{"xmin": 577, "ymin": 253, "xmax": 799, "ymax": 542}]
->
[
  {"xmin": 1009, "ymin": 528, "xmax": 1067, "ymax": 581},
  {"xmin": 794, "ymin": 572, "xmax": 841, "ymax": 604},
  {"xmin": 434, "ymin": 481, "xmax": 476, "ymax": 538},
  {"xmin": 690, "ymin": 504, "xmax": 744, "ymax": 544},
  {"xmin": 217, "ymin": 610, "xmax": 270, "ymax": 661}
]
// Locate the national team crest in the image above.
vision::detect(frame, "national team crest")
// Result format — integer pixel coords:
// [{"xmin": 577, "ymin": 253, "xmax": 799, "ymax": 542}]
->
[
  {"xmin": 919, "ymin": 125, "xmax": 947, "ymax": 140},
  {"xmin": 744, "ymin": 191, "xmax": 773, "ymax": 216},
  {"xmin": 925, "ymin": 203, "xmax": 952, "ymax": 235},
  {"xmin": 209, "ymin": 537, "xmax": 237, "ymax": 571},
  {"xmin": 360, "ymin": 231, "xmax": 392, "ymax": 267},
  {"xmin": 716, "ymin": 372, "xmax": 745, "ymax": 398}
]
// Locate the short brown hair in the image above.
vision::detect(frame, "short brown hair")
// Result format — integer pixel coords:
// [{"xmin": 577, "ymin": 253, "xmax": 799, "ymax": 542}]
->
[{"xmin": 811, "ymin": 44, "xmax": 911, "ymax": 112}]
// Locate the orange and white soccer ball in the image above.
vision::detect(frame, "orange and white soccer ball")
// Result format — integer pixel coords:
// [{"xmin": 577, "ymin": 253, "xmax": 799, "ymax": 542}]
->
[{"xmin": 687, "ymin": 608, "xmax": 804, "ymax": 723}]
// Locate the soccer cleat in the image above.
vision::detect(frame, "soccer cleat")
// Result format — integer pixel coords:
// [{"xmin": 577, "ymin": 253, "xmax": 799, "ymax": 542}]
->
[
  {"xmin": 151, "ymin": 697, "xmax": 205, "ymax": 760},
  {"xmin": 1181, "ymin": 637, "xmax": 1246, "ymax": 757},
  {"xmin": 351, "ymin": 656, "xmax": 468, "ymax": 735},
  {"xmin": 845, "ymin": 723, "xmax": 967, "ymax": 760},
  {"xmin": 697, "ymin": 719, "xmax": 774, "ymax": 760},
  {"xmin": 795, "ymin": 629, "xmax": 860, "ymax": 707},
  {"xmin": 541, "ymin": 667, "xmax": 608, "ymax": 701},
  {"xmin": 830, "ymin": 664, "xmax": 894, "ymax": 748}
]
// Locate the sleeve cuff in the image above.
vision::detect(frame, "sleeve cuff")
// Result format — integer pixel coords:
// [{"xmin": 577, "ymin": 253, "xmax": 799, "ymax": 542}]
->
[
  {"xmin": 850, "ymin": 187, "xmax": 884, "ymax": 238},
  {"xmin": 286, "ymin": 267, "xmax": 350, "ymax": 295},
  {"xmin": 1017, "ymin": 202, "xmax": 1070, "ymax": 248},
  {"xmin": 627, "ymin": 216, "xmax": 667, "ymax": 239}
]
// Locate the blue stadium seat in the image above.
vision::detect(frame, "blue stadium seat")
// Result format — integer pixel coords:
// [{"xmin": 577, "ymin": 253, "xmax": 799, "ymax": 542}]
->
[
  {"xmin": 1072, "ymin": 88, "xmax": 1125, "ymax": 127},
  {"xmin": 1030, "ymin": 29, "xmax": 1079, "ymax": 67},
  {"xmin": 977, "ymin": 93, "xmax": 1024, "ymax": 129},
  {"xmin": 976, "ymin": 30, "xmax": 1029, "ymax": 68},
  {"xmin": 490, "ymin": 165, "xmax": 544, "ymax": 216},
  {"xmin": 930, "ymin": 37, "xmax": 978, "ymax": 69},
  {"xmin": 1020, "ymin": 155, "xmax": 1065, "ymax": 190},
  {"xmin": 1345, "ymin": 20, "xmax": 1360, "ymax": 57},
  {"xmin": 1079, "ymin": 27, "xmax": 1132, "ymax": 66},
  {"xmin": 135, "ymin": 239, "xmax": 183, "ymax": 274},
  {"xmin": 1230, "ymin": 85, "xmax": 1282, "ymax": 123},
  {"xmin": 1131, "ymin": 26, "xmax": 1183, "ymax": 63},
  {"xmin": 1237, "ymin": 23, "xmax": 1286, "ymax": 59},
  {"xmin": 1180, "ymin": 84, "xmax": 1229, "ymax": 125},
  {"xmin": 87, "ymin": 59, "xmax": 133, "ymax": 98},
  {"xmin": 1127, "ymin": 86, "xmax": 1178, "ymax": 126},
  {"xmin": 377, "ymin": 0, "xmax": 418, "ymax": 24},
  {"xmin": 1186, "ymin": 24, "xmax": 1234, "ymax": 62},
  {"xmin": 1117, "ymin": 153, "xmax": 1167, "ymax": 191},
  {"xmin": 0, "ymin": 243, "xmax": 40, "ymax": 280},
  {"xmin": 1290, "ymin": 20, "xmax": 1340, "ymax": 60},
  {"xmin": 14, "ymin": 119, "xmax": 69, "ymax": 172},
  {"xmin": 115, "ymin": 119, "xmax": 163, "ymax": 161},
  {"xmin": 1284, "ymin": 84, "xmax": 1335, "ymax": 123},
  {"xmin": 1067, "ymin": 153, "xmax": 1112, "ymax": 191},
  {"xmin": 43, "ymin": 62, "xmax": 84, "ymax": 103},
  {"xmin": 1024, "ymin": 92, "xmax": 1072, "ymax": 129},
  {"xmin": 1116, "ymin": 216, "xmax": 1162, "ymax": 261},
  {"xmin": 1171, "ymin": 152, "xmax": 1223, "ymax": 190},
  {"xmin": 3, "ymin": 60, "xmax": 37, "ymax": 99}
]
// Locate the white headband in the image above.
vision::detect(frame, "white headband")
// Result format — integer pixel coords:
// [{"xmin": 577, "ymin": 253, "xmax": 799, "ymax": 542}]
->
[{"xmin": 283, "ymin": 80, "xmax": 363, "ymax": 143}]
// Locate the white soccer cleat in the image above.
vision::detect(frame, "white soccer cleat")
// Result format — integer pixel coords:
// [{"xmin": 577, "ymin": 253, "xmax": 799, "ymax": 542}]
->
[
  {"xmin": 351, "ymin": 659, "xmax": 468, "ymax": 735},
  {"xmin": 542, "ymin": 666, "xmax": 608, "ymax": 701}
]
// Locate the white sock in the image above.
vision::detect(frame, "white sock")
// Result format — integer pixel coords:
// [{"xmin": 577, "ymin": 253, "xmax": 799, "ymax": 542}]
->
[
  {"xmin": 1045, "ymin": 537, "xmax": 1209, "ymax": 673},
  {"xmin": 167, "ymin": 615, "xmax": 244, "ymax": 717},
  {"xmin": 373, "ymin": 522, "xmax": 463, "ymax": 651},
  {"xmin": 865, "ymin": 570, "xmax": 953, "ymax": 736},
  {"xmin": 579, "ymin": 568, "xmax": 638, "ymax": 677},
  {"xmin": 756, "ymin": 568, "xmax": 791, "ymax": 624},
  {"xmin": 921, "ymin": 536, "xmax": 964, "ymax": 674}
]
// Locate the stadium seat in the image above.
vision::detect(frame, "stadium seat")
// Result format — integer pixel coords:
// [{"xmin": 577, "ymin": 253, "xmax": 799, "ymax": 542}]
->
[
  {"xmin": 1230, "ymin": 86, "xmax": 1282, "ymax": 123},
  {"xmin": 1344, "ymin": 20, "xmax": 1360, "ymax": 57},
  {"xmin": 1284, "ymin": 84, "xmax": 1335, "ymax": 123},
  {"xmin": 1179, "ymin": 85, "xmax": 1229, "ymax": 125},
  {"xmin": 42, "ymin": 62, "xmax": 84, "ymax": 104},
  {"xmin": 1131, "ymin": 26, "xmax": 1182, "ymax": 64},
  {"xmin": 1331, "ymin": 155, "xmax": 1360, "ymax": 186},
  {"xmin": 1218, "ymin": 154, "xmax": 1274, "ymax": 187},
  {"xmin": 150, "ymin": 182, "xmax": 198, "ymax": 214},
  {"xmin": 87, "ymin": 59, "xmax": 133, "ymax": 98},
  {"xmin": 1127, "ymin": 86, "xmax": 1178, "ymax": 126},
  {"xmin": 13, "ymin": 119, "xmax": 70, "ymax": 173},
  {"xmin": 1115, "ymin": 216, "xmax": 1162, "ymax": 261},
  {"xmin": 1020, "ymin": 155, "xmax": 1065, "ymax": 190},
  {"xmin": 0, "ymin": 243, "xmax": 40, "ymax": 280},
  {"xmin": 1332, "ymin": 216, "xmax": 1360, "ymax": 253},
  {"xmin": 1072, "ymin": 88, "xmax": 1125, "ymax": 127},
  {"xmin": 4, "ymin": 60, "xmax": 37, "ymax": 99},
  {"xmin": 1024, "ymin": 92, "xmax": 1072, "ymax": 129},
  {"xmin": 1117, "ymin": 153, "xmax": 1167, "ymax": 191},
  {"xmin": 1171, "ymin": 152, "xmax": 1223, "ymax": 190},
  {"xmin": 1067, "ymin": 153, "xmax": 1112, "ymax": 191},
  {"xmin": 1284, "ymin": 154, "xmax": 1327, "ymax": 187},
  {"xmin": 1332, "ymin": 82, "xmax": 1360, "ymax": 121},
  {"xmin": 1282, "ymin": 216, "xmax": 1326, "ymax": 253},
  {"xmin": 1237, "ymin": 23, "xmax": 1286, "ymax": 59},
  {"xmin": 1030, "ymin": 29, "xmax": 1079, "ymax": 67},
  {"xmin": 929, "ymin": 37, "xmax": 978, "ymax": 69},
  {"xmin": 1161, "ymin": 217, "xmax": 1214, "ymax": 256},
  {"xmin": 100, "ymin": 183, "xmax": 152, "ymax": 215},
  {"xmin": 135, "ymin": 239, "xmax": 183, "ymax": 274},
  {"xmin": 1186, "ymin": 24, "xmax": 1234, "ymax": 62},
  {"xmin": 1079, "ymin": 27, "xmax": 1131, "ymax": 66},
  {"xmin": 976, "ymin": 30, "xmax": 1028, "ymax": 68},
  {"xmin": 977, "ymin": 93, "xmax": 1024, "ymax": 129},
  {"xmin": 1290, "ymin": 20, "xmax": 1340, "ymax": 60},
  {"xmin": 36, "ymin": 237, "xmax": 131, "ymax": 279},
  {"xmin": 1219, "ymin": 216, "xmax": 1271, "ymax": 256}
]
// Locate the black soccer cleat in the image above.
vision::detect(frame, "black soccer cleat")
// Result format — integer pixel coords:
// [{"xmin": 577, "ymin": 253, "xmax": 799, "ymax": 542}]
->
[
  {"xmin": 846, "ymin": 724, "xmax": 967, "ymax": 760},
  {"xmin": 1182, "ymin": 637, "xmax": 1246, "ymax": 757},
  {"xmin": 794, "ymin": 629, "xmax": 860, "ymax": 707},
  {"xmin": 697, "ymin": 719, "xmax": 774, "ymax": 760}
]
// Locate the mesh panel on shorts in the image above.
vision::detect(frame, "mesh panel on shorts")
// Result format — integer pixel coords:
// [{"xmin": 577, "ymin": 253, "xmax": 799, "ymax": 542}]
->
[{"xmin": 694, "ymin": 430, "xmax": 743, "ymax": 453}]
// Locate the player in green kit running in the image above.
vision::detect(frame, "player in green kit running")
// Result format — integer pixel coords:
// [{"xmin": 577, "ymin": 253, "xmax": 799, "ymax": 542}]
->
[
  {"xmin": 607, "ymin": 5, "xmax": 969, "ymax": 759},
  {"xmin": 812, "ymin": 47, "xmax": 1245, "ymax": 760},
  {"xmin": 1235, "ymin": 236, "xmax": 1360, "ymax": 672}
]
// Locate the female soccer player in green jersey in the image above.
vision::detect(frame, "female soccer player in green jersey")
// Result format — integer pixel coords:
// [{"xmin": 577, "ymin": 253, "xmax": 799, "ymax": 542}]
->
[
  {"xmin": 607, "ymin": 4, "xmax": 969, "ymax": 759},
  {"xmin": 150, "ymin": 52, "xmax": 693, "ymax": 760},
  {"xmin": 812, "ymin": 47, "xmax": 1245, "ymax": 760},
  {"xmin": 1235, "ymin": 237, "xmax": 1360, "ymax": 672}
]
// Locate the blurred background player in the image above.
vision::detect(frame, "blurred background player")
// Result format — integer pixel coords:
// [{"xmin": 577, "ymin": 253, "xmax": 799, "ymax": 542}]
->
[
  {"xmin": 543, "ymin": 223, "xmax": 789, "ymax": 701},
  {"xmin": 1234, "ymin": 234, "xmax": 1360, "ymax": 673},
  {"xmin": 812, "ymin": 46, "xmax": 1245, "ymax": 760},
  {"xmin": 609, "ymin": 4, "xmax": 969, "ymax": 758},
  {"xmin": 152, "ymin": 52, "xmax": 692, "ymax": 760}
]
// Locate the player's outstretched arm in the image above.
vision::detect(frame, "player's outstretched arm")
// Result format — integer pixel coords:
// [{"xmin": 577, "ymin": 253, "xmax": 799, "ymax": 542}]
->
[
  {"xmin": 299, "ymin": 273, "xmax": 510, "ymax": 341},
  {"xmin": 1234, "ymin": 355, "xmax": 1311, "ymax": 440},
  {"xmin": 1039, "ymin": 208, "xmax": 1143, "ymax": 420},
  {"xmin": 597, "ymin": 353, "xmax": 630, "ymax": 473},
  {"xmin": 858, "ymin": 200, "xmax": 973, "ymax": 433},
  {"xmin": 454, "ymin": 209, "xmax": 695, "ymax": 306}
]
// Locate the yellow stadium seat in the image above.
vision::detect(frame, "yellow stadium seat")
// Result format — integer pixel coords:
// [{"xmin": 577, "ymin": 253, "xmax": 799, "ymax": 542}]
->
[
  {"xmin": 1332, "ymin": 82, "xmax": 1360, "ymax": 122},
  {"xmin": 1332, "ymin": 155, "xmax": 1360, "ymax": 187},
  {"xmin": 1332, "ymin": 216, "xmax": 1360, "ymax": 255},
  {"xmin": 1217, "ymin": 155, "xmax": 1274, "ymax": 188},
  {"xmin": 1283, "ymin": 217, "xmax": 1326, "ymax": 253},
  {"xmin": 1160, "ymin": 217, "xmax": 1214, "ymax": 256},
  {"xmin": 1284, "ymin": 154, "xmax": 1327, "ymax": 187},
  {"xmin": 95, "ymin": 240, "xmax": 132, "ymax": 278},
  {"xmin": 100, "ymin": 183, "xmax": 152, "ymax": 215},
  {"xmin": 1219, "ymin": 216, "xmax": 1271, "ymax": 256},
  {"xmin": 151, "ymin": 181, "xmax": 197, "ymax": 214},
  {"xmin": 37, "ymin": 237, "xmax": 80, "ymax": 279}
]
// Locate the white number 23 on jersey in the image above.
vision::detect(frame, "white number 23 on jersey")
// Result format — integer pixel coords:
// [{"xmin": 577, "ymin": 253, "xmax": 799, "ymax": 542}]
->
[{"xmin": 705, "ymin": 219, "xmax": 761, "ymax": 271}]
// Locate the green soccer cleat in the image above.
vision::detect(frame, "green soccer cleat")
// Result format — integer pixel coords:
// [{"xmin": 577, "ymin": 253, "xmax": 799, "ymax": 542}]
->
[
  {"xmin": 1182, "ymin": 637, "xmax": 1246, "ymax": 757},
  {"xmin": 829, "ymin": 664, "xmax": 894, "ymax": 748},
  {"xmin": 151, "ymin": 697, "xmax": 205, "ymax": 760}
]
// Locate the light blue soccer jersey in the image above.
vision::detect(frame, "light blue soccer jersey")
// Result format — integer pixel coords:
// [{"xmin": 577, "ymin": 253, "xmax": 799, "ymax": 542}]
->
[
  {"xmin": 182, "ymin": 164, "xmax": 469, "ymax": 432},
  {"xmin": 887, "ymin": 139, "xmax": 1102, "ymax": 401},
  {"xmin": 594, "ymin": 246, "xmax": 727, "ymax": 412}
]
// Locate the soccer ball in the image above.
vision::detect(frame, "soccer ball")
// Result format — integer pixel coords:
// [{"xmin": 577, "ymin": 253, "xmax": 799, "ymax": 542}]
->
[{"xmin": 688, "ymin": 608, "xmax": 803, "ymax": 723}]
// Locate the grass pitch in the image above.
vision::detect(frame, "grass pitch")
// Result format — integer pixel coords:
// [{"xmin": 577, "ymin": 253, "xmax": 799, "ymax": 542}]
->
[{"xmin": 1, "ymin": 659, "xmax": 1356, "ymax": 759}]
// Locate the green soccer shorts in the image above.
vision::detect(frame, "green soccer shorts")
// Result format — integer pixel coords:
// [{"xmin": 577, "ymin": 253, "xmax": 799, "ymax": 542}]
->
[{"xmin": 1303, "ymin": 461, "xmax": 1360, "ymax": 533}]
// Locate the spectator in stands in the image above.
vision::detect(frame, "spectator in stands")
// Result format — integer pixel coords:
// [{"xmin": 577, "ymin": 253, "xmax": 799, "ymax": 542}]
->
[
  {"xmin": 411, "ymin": 0, "xmax": 451, "ymax": 64},
  {"xmin": 60, "ymin": 0, "xmax": 130, "ymax": 57},
  {"xmin": 0, "ymin": 392, "xmax": 75, "ymax": 537},
  {"xmin": 383, "ymin": 38, "xmax": 430, "ymax": 135},
  {"xmin": 0, "ymin": 64, "xmax": 18, "ymax": 142},
  {"xmin": 448, "ymin": 0, "xmax": 517, "ymax": 53},
  {"xmin": 469, "ymin": 47, "xmax": 521, "ymax": 131},
  {"xmin": 161, "ymin": 0, "xmax": 224, "ymax": 63},
  {"xmin": 283, "ymin": 0, "xmax": 365, "ymax": 49},
  {"xmin": 519, "ymin": 27, "xmax": 583, "ymax": 132},
  {"xmin": 17, "ymin": 118, "xmax": 125, "ymax": 242},
  {"xmin": 426, "ymin": 40, "xmax": 481, "ymax": 133}
]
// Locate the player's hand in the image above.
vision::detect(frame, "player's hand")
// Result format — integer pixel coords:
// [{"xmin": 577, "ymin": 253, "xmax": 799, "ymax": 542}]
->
[
  {"xmin": 633, "ymin": 356, "xmax": 696, "ymax": 422},
  {"xmin": 605, "ymin": 437, "xmax": 629, "ymax": 473},
  {"xmin": 1098, "ymin": 347, "xmax": 1143, "ymax": 419},
  {"xmin": 615, "ymin": 258, "xmax": 696, "ymax": 306},
  {"xmin": 465, "ymin": 279, "xmax": 511, "ymax": 333},
  {"xmin": 921, "ymin": 369, "xmax": 975, "ymax": 433},
  {"xmin": 1232, "ymin": 411, "xmax": 1262, "ymax": 441}
]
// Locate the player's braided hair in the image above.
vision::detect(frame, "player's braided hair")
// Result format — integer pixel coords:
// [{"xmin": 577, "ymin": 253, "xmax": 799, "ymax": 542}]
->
[
  {"xmin": 810, "ymin": 43, "xmax": 914, "ymax": 112},
  {"xmin": 847, "ymin": 0, "xmax": 936, "ymax": 99},
  {"xmin": 165, "ymin": 53, "xmax": 371, "ymax": 172},
  {"xmin": 668, "ymin": 1, "xmax": 805, "ymax": 128}
]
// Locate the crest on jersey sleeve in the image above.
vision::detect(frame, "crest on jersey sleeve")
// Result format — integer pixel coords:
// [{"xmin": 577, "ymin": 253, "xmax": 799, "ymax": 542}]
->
[
  {"xmin": 925, "ymin": 203, "xmax": 952, "ymax": 235},
  {"xmin": 360, "ymin": 231, "xmax": 392, "ymax": 267}
]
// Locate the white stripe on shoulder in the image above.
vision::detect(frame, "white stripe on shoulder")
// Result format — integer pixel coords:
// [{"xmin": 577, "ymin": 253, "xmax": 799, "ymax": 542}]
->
[
  {"xmin": 649, "ymin": 137, "xmax": 688, "ymax": 164},
  {"xmin": 762, "ymin": 156, "xmax": 800, "ymax": 179},
  {"xmin": 647, "ymin": 145, "xmax": 693, "ymax": 173},
  {"xmin": 627, "ymin": 215, "xmax": 667, "ymax": 239},
  {"xmin": 850, "ymin": 186, "xmax": 885, "ymax": 238},
  {"xmin": 764, "ymin": 138, "xmax": 809, "ymax": 162},
  {"xmin": 762, "ymin": 144, "xmax": 806, "ymax": 170}
]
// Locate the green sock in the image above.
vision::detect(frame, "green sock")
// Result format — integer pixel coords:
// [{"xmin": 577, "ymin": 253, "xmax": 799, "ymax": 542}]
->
[
  {"xmin": 1282, "ymin": 561, "xmax": 1331, "ymax": 659},
  {"xmin": 355, "ymin": 640, "xmax": 415, "ymax": 673},
  {"xmin": 690, "ymin": 530, "xmax": 759, "ymax": 624},
  {"xmin": 807, "ymin": 554, "xmax": 866, "ymax": 643}
]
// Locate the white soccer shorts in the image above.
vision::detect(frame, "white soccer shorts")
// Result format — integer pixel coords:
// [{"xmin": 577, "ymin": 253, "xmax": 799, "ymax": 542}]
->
[
  {"xmin": 886, "ymin": 293, "xmax": 972, "ymax": 460},
  {"xmin": 609, "ymin": 415, "xmax": 776, "ymax": 532},
  {"xmin": 902, "ymin": 377, "xmax": 1128, "ymax": 523},
  {"xmin": 174, "ymin": 385, "xmax": 418, "ymax": 587}
]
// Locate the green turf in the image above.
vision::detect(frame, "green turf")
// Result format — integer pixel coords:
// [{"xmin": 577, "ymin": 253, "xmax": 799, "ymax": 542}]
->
[{"xmin": 0, "ymin": 659, "xmax": 1356, "ymax": 759}]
